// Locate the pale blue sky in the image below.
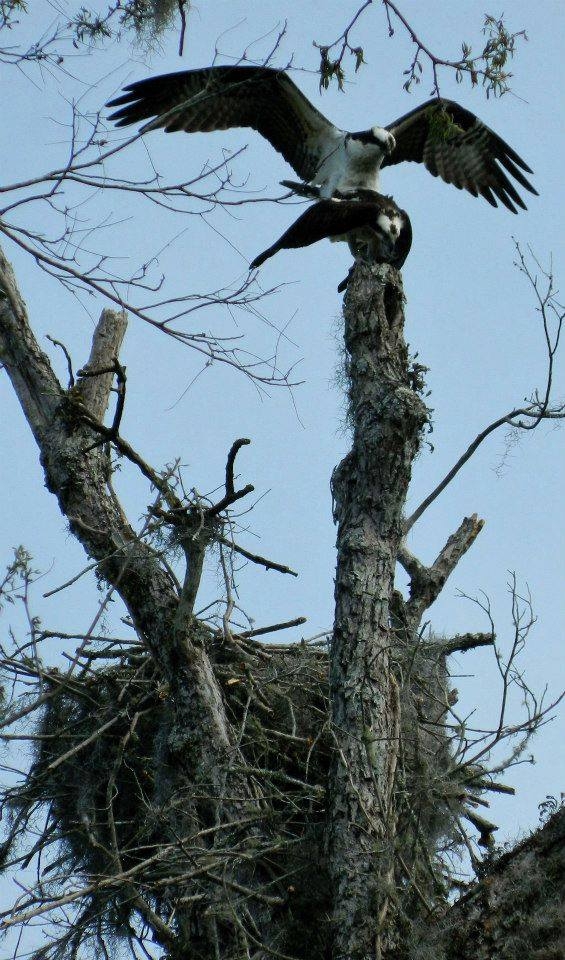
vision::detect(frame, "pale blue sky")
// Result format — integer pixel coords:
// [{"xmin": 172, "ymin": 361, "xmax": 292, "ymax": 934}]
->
[{"xmin": 1, "ymin": 5, "xmax": 564, "ymax": 931}]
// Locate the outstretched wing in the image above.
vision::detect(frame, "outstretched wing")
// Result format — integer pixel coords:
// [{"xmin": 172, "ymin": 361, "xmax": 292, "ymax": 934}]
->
[
  {"xmin": 107, "ymin": 66, "xmax": 338, "ymax": 182},
  {"xmin": 250, "ymin": 197, "xmax": 411, "ymax": 268},
  {"xmin": 383, "ymin": 98, "xmax": 537, "ymax": 213}
]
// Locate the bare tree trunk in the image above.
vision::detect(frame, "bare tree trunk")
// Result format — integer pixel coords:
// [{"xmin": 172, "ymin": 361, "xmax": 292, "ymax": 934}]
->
[{"xmin": 329, "ymin": 263, "xmax": 428, "ymax": 959}]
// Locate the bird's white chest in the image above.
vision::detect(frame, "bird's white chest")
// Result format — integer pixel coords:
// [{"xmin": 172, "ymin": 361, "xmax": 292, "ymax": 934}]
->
[{"xmin": 314, "ymin": 137, "xmax": 384, "ymax": 196}]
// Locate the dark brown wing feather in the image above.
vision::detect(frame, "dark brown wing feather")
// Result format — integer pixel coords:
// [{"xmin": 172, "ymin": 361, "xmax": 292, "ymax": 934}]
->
[
  {"xmin": 250, "ymin": 200, "xmax": 377, "ymax": 267},
  {"xmin": 382, "ymin": 98, "xmax": 537, "ymax": 213},
  {"xmin": 107, "ymin": 66, "xmax": 335, "ymax": 182}
]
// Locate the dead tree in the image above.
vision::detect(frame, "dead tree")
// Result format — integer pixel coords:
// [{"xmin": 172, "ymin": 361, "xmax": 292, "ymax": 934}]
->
[
  {"xmin": 2, "ymin": 240, "xmax": 562, "ymax": 959},
  {"xmin": 328, "ymin": 266, "xmax": 427, "ymax": 958}
]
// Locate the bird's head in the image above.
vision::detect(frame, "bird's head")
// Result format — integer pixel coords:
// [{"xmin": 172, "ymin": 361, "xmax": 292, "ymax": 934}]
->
[
  {"xmin": 347, "ymin": 127, "xmax": 396, "ymax": 160},
  {"xmin": 370, "ymin": 126, "xmax": 396, "ymax": 154}
]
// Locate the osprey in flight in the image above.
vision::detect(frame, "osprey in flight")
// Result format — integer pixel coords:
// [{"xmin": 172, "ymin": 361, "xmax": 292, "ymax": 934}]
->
[
  {"xmin": 107, "ymin": 65, "xmax": 537, "ymax": 213},
  {"xmin": 250, "ymin": 193, "xmax": 412, "ymax": 273}
]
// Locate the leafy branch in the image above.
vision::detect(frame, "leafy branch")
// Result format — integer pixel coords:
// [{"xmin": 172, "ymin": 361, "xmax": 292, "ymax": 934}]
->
[{"xmin": 315, "ymin": 3, "xmax": 527, "ymax": 97}]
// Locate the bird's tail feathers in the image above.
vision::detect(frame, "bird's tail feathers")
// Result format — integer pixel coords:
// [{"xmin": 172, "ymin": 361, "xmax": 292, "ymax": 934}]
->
[{"xmin": 280, "ymin": 179, "xmax": 321, "ymax": 199}]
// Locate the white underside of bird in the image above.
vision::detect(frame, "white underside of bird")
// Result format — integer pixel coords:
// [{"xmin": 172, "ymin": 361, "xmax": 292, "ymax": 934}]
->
[{"xmin": 303, "ymin": 127, "xmax": 396, "ymax": 197}]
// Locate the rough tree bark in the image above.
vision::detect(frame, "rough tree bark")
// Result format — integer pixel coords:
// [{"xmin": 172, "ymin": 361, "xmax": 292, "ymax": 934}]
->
[
  {"xmin": 329, "ymin": 263, "xmax": 428, "ymax": 959},
  {"xmin": 417, "ymin": 806, "xmax": 565, "ymax": 960}
]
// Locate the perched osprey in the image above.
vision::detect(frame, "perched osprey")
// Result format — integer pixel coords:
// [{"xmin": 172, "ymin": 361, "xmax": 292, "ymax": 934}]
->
[
  {"xmin": 250, "ymin": 193, "xmax": 412, "ymax": 275},
  {"xmin": 107, "ymin": 65, "xmax": 537, "ymax": 213}
]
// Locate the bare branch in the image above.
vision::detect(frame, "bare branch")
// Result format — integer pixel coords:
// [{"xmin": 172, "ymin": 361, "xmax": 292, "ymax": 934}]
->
[
  {"xmin": 217, "ymin": 535, "xmax": 299, "ymax": 577},
  {"xmin": 239, "ymin": 617, "xmax": 307, "ymax": 639},
  {"xmin": 0, "ymin": 248, "xmax": 63, "ymax": 439},
  {"xmin": 406, "ymin": 249, "xmax": 564, "ymax": 533},
  {"xmin": 401, "ymin": 515, "xmax": 485, "ymax": 625},
  {"xmin": 431, "ymin": 633, "xmax": 495, "ymax": 656},
  {"xmin": 76, "ymin": 309, "xmax": 128, "ymax": 420}
]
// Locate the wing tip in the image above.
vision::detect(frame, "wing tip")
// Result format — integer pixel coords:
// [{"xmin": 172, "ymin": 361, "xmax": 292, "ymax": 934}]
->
[
  {"xmin": 107, "ymin": 112, "xmax": 130, "ymax": 126},
  {"xmin": 249, "ymin": 248, "xmax": 273, "ymax": 269}
]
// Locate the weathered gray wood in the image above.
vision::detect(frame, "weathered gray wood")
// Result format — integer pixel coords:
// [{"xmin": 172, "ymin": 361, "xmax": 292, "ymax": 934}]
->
[
  {"xmin": 77, "ymin": 307, "xmax": 128, "ymax": 420},
  {"xmin": 329, "ymin": 262, "xmax": 429, "ymax": 959},
  {"xmin": 0, "ymin": 250, "xmax": 62, "ymax": 440}
]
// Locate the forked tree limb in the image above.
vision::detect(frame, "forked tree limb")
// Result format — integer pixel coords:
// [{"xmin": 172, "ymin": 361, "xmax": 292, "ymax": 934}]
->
[
  {"xmin": 400, "ymin": 514, "xmax": 485, "ymax": 626},
  {"xmin": 0, "ymin": 243, "xmax": 260, "ymax": 951}
]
